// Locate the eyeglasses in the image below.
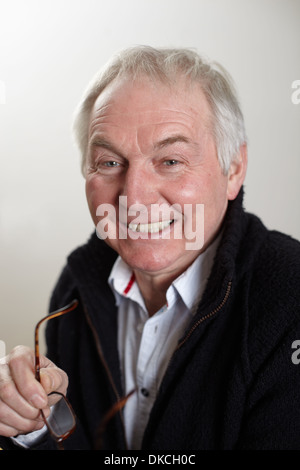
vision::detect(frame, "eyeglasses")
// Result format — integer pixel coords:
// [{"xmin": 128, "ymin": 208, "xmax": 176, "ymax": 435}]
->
[
  {"xmin": 34, "ymin": 299, "xmax": 78, "ymax": 449},
  {"xmin": 34, "ymin": 299, "xmax": 135, "ymax": 450},
  {"xmin": 95, "ymin": 388, "xmax": 135, "ymax": 449}
]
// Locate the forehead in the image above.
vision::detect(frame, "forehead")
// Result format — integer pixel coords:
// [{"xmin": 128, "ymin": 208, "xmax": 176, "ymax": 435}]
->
[{"xmin": 90, "ymin": 76, "xmax": 212, "ymax": 132}]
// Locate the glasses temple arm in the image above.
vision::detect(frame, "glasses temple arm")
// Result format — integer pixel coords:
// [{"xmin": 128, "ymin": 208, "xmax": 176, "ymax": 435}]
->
[{"xmin": 34, "ymin": 299, "xmax": 79, "ymax": 382}]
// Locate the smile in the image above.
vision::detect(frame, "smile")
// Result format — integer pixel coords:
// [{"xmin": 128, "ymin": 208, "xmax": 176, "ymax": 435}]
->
[{"xmin": 128, "ymin": 219, "xmax": 174, "ymax": 233}]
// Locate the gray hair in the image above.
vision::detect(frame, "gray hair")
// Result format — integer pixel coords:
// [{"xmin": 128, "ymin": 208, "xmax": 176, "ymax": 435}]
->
[{"xmin": 72, "ymin": 45, "xmax": 247, "ymax": 174}]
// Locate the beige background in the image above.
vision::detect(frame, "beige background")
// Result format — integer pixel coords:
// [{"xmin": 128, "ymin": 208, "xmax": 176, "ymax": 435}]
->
[{"xmin": 0, "ymin": 0, "xmax": 299, "ymax": 354}]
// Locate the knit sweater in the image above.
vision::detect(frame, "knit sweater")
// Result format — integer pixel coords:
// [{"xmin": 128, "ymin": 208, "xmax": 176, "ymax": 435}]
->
[{"xmin": 1, "ymin": 189, "xmax": 300, "ymax": 450}]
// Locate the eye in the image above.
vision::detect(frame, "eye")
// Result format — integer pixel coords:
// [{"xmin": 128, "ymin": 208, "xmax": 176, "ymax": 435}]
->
[
  {"xmin": 104, "ymin": 160, "xmax": 120, "ymax": 167},
  {"xmin": 155, "ymin": 156, "xmax": 184, "ymax": 175},
  {"xmin": 162, "ymin": 159, "xmax": 183, "ymax": 171},
  {"xmin": 164, "ymin": 159, "xmax": 180, "ymax": 166},
  {"xmin": 87, "ymin": 157, "xmax": 124, "ymax": 176}
]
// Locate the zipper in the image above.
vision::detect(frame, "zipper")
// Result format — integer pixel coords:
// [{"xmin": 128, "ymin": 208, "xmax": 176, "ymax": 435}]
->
[
  {"xmin": 83, "ymin": 280, "xmax": 232, "ymax": 448},
  {"xmin": 84, "ymin": 304, "xmax": 121, "ymax": 402},
  {"xmin": 83, "ymin": 304, "xmax": 128, "ymax": 448},
  {"xmin": 175, "ymin": 280, "xmax": 232, "ymax": 352},
  {"xmin": 142, "ymin": 280, "xmax": 232, "ymax": 449}
]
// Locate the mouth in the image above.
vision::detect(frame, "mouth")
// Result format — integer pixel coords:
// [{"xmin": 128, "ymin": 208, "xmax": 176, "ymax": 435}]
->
[{"xmin": 128, "ymin": 219, "xmax": 174, "ymax": 234}]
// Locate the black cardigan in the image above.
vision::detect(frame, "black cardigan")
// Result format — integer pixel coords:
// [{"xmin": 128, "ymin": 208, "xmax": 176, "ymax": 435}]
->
[{"xmin": 1, "ymin": 190, "xmax": 300, "ymax": 450}]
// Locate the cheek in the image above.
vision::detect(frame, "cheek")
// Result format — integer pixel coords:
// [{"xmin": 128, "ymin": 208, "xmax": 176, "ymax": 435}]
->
[
  {"xmin": 177, "ymin": 172, "xmax": 228, "ymax": 236},
  {"xmin": 85, "ymin": 177, "xmax": 108, "ymax": 223},
  {"xmin": 173, "ymin": 175, "xmax": 209, "ymax": 205},
  {"xmin": 202, "ymin": 177, "xmax": 229, "ymax": 238}
]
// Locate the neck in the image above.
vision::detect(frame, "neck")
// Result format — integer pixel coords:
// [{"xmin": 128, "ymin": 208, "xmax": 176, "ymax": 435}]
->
[
  {"xmin": 132, "ymin": 239, "xmax": 216, "ymax": 316},
  {"xmin": 134, "ymin": 270, "xmax": 174, "ymax": 316}
]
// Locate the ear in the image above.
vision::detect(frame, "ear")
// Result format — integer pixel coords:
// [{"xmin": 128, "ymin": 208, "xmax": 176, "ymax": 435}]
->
[{"xmin": 227, "ymin": 144, "xmax": 248, "ymax": 200}]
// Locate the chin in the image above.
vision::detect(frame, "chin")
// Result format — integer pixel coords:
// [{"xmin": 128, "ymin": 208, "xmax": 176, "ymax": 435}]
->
[
  {"xmin": 116, "ymin": 242, "xmax": 173, "ymax": 273},
  {"xmin": 117, "ymin": 239, "xmax": 198, "ymax": 278},
  {"xmin": 123, "ymin": 254, "xmax": 172, "ymax": 274}
]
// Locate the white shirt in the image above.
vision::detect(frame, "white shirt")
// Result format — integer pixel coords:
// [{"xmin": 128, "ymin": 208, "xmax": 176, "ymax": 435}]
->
[
  {"xmin": 14, "ymin": 235, "xmax": 219, "ymax": 449},
  {"xmin": 108, "ymin": 236, "xmax": 220, "ymax": 450}
]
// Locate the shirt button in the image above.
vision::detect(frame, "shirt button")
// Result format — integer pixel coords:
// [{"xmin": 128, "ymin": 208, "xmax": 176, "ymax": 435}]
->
[
  {"xmin": 137, "ymin": 323, "xmax": 144, "ymax": 333},
  {"xmin": 141, "ymin": 388, "xmax": 150, "ymax": 397}
]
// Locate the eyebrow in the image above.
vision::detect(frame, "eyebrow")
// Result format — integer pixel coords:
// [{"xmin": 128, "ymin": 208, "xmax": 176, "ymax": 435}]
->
[
  {"xmin": 154, "ymin": 135, "xmax": 192, "ymax": 149},
  {"xmin": 90, "ymin": 134, "xmax": 193, "ymax": 155},
  {"xmin": 90, "ymin": 138, "xmax": 121, "ymax": 156}
]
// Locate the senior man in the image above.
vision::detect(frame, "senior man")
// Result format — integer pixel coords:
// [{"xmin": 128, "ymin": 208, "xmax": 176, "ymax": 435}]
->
[{"xmin": 0, "ymin": 46, "xmax": 300, "ymax": 450}]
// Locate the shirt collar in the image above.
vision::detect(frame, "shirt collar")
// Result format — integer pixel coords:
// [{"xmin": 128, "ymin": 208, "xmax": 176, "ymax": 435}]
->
[
  {"xmin": 108, "ymin": 234, "xmax": 221, "ymax": 315},
  {"xmin": 108, "ymin": 257, "xmax": 146, "ymax": 310},
  {"xmin": 173, "ymin": 234, "xmax": 221, "ymax": 311}
]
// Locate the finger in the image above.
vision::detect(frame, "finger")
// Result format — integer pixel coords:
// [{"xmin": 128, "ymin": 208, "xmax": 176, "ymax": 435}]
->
[
  {"xmin": 8, "ymin": 347, "xmax": 48, "ymax": 409},
  {"xmin": 2, "ymin": 346, "xmax": 69, "ymax": 418},
  {"xmin": 0, "ymin": 399, "xmax": 46, "ymax": 437},
  {"xmin": 14, "ymin": 345, "xmax": 69, "ymax": 396},
  {"xmin": 0, "ymin": 421, "xmax": 20, "ymax": 438},
  {"xmin": 0, "ymin": 370, "xmax": 45, "ymax": 420},
  {"xmin": 40, "ymin": 367, "xmax": 68, "ymax": 396}
]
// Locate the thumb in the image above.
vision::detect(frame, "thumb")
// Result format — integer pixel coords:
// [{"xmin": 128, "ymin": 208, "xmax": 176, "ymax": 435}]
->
[{"xmin": 39, "ymin": 360, "xmax": 68, "ymax": 395}]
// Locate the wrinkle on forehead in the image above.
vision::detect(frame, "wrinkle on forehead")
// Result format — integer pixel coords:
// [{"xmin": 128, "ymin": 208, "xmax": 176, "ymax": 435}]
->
[
  {"xmin": 88, "ymin": 76, "xmax": 214, "ymax": 146},
  {"xmin": 92, "ymin": 75, "xmax": 212, "ymax": 115}
]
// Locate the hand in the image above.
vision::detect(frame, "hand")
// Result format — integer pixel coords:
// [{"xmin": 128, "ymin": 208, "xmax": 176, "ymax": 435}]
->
[{"xmin": 0, "ymin": 345, "xmax": 68, "ymax": 437}]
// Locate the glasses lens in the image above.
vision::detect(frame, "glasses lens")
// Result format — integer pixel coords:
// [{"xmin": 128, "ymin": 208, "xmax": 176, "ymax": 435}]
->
[{"xmin": 45, "ymin": 393, "xmax": 76, "ymax": 440}]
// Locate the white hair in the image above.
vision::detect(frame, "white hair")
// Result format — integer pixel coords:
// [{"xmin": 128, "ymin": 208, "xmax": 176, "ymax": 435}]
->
[{"xmin": 72, "ymin": 45, "xmax": 247, "ymax": 174}]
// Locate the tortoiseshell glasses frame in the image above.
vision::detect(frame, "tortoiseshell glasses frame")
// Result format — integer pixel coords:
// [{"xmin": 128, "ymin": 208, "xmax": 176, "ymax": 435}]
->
[
  {"xmin": 34, "ymin": 299, "xmax": 135, "ymax": 450},
  {"xmin": 34, "ymin": 299, "xmax": 78, "ymax": 449}
]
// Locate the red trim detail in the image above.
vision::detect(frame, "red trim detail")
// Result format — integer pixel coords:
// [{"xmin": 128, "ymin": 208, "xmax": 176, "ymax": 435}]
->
[{"xmin": 123, "ymin": 273, "xmax": 135, "ymax": 295}]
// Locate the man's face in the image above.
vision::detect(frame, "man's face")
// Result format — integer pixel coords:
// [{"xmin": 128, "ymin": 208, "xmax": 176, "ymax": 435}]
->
[{"xmin": 85, "ymin": 76, "xmax": 238, "ymax": 278}]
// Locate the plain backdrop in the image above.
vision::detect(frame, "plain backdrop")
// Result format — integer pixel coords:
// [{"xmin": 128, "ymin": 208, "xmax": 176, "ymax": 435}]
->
[{"xmin": 0, "ymin": 0, "xmax": 299, "ymax": 354}]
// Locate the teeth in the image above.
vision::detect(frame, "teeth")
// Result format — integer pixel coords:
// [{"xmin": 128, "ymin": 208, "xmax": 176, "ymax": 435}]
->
[{"xmin": 128, "ymin": 220, "xmax": 173, "ymax": 233}]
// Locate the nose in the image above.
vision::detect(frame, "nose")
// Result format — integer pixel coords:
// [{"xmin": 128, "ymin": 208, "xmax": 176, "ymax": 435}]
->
[{"xmin": 120, "ymin": 162, "xmax": 159, "ymax": 208}]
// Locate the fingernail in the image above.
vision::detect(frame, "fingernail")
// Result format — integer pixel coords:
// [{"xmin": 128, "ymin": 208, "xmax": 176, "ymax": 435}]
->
[{"xmin": 30, "ymin": 393, "xmax": 47, "ymax": 408}]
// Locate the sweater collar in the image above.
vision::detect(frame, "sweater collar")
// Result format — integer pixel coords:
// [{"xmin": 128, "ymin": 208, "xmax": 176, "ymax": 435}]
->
[
  {"xmin": 66, "ymin": 187, "xmax": 247, "ymax": 397},
  {"xmin": 108, "ymin": 230, "xmax": 222, "ymax": 315},
  {"xmin": 67, "ymin": 186, "xmax": 247, "ymax": 306}
]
